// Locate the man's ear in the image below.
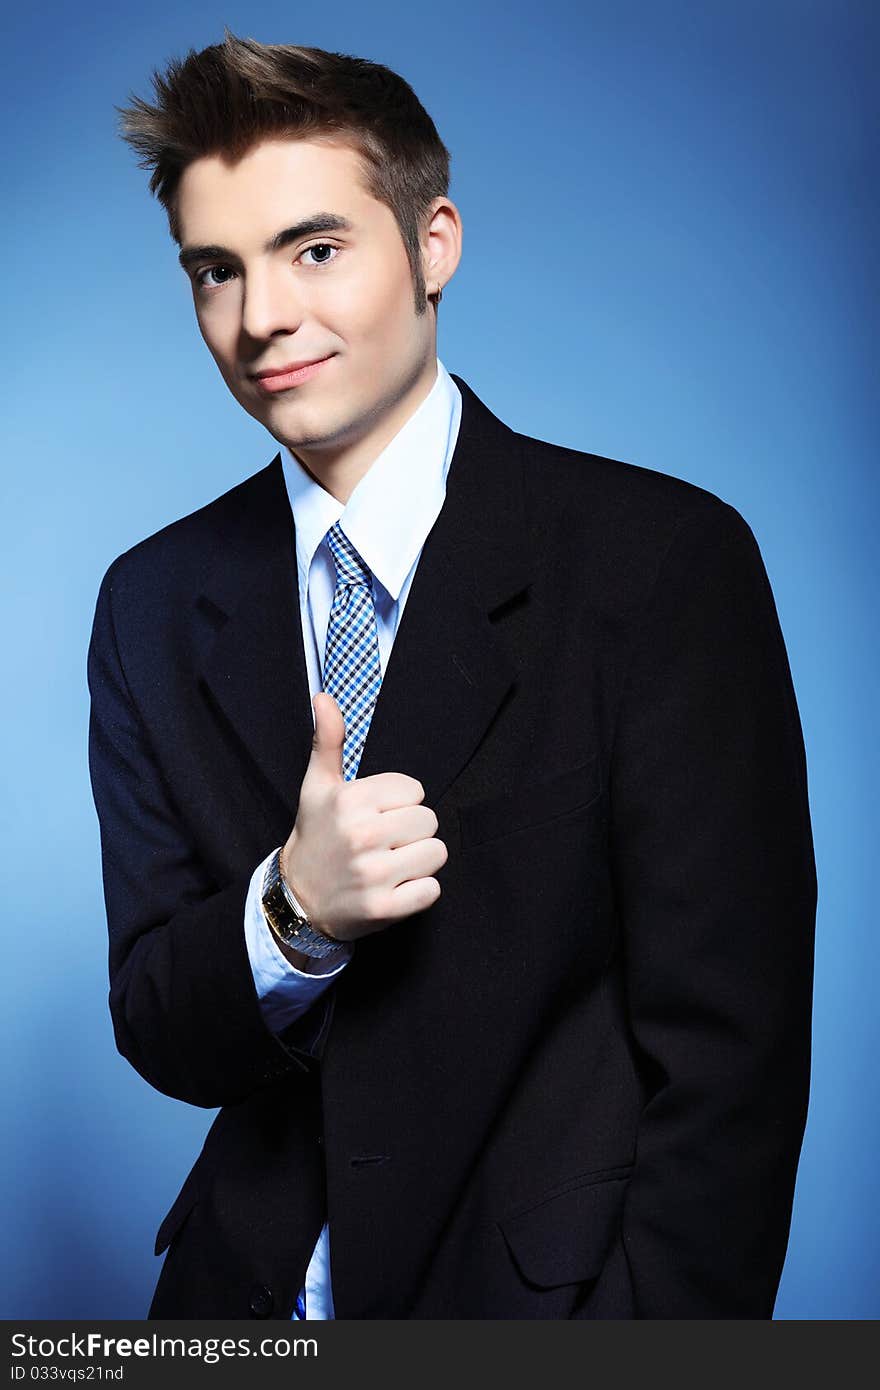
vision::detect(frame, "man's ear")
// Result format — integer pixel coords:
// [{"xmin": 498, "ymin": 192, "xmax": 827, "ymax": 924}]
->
[{"xmin": 421, "ymin": 197, "xmax": 463, "ymax": 293}]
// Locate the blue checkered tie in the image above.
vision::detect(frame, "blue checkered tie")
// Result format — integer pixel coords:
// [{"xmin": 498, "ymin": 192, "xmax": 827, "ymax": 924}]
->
[
  {"xmin": 292, "ymin": 520, "xmax": 383, "ymax": 1322},
  {"xmin": 320, "ymin": 520, "xmax": 383, "ymax": 783}
]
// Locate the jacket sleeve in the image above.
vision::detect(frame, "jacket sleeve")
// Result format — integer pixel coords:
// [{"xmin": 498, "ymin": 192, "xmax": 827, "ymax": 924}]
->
[
  {"xmin": 87, "ymin": 558, "xmax": 324, "ymax": 1108},
  {"xmin": 586, "ymin": 501, "xmax": 817, "ymax": 1318}
]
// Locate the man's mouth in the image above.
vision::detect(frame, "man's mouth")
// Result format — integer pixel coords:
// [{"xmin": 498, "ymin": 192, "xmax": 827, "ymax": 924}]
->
[{"xmin": 250, "ymin": 356, "xmax": 335, "ymax": 393}]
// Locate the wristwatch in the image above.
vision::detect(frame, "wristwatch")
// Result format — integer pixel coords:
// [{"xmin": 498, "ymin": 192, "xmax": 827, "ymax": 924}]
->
[{"xmin": 261, "ymin": 847, "xmax": 347, "ymax": 960}]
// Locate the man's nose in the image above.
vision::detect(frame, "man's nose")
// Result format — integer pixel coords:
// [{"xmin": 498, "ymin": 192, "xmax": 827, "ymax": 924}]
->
[{"xmin": 240, "ymin": 263, "xmax": 304, "ymax": 341}]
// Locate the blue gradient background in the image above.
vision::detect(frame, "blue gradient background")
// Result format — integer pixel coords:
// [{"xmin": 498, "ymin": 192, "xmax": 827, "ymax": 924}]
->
[{"xmin": 2, "ymin": 0, "xmax": 876, "ymax": 1319}]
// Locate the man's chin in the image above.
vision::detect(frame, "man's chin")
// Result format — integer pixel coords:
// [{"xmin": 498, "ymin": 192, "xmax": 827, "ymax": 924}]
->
[
  {"xmin": 247, "ymin": 396, "xmax": 326, "ymax": 447},
  {"xmin": 268, "ymin": 404, "xmax": 369, "ymax": 456}
]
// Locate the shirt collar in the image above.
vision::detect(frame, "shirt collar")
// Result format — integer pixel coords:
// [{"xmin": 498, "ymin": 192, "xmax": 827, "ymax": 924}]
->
[{"xmin": 281, "ymin": 358, "xmax": 460, "ymax": 603}]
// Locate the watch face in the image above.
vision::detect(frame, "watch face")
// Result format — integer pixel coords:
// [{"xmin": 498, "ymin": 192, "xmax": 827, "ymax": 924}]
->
[{"xmin": 263, "ymin": 852, "xmax": 342, "ymax": 957}]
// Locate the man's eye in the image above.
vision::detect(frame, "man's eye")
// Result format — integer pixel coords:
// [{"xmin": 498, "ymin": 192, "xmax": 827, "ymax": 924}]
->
[
  {"xmin": 300, "ymin": 243, "xmax": 340, "ymax": 266},
  {"xmin": 194, "ymin": 265, "xmax": 236, "ymax": 290}
]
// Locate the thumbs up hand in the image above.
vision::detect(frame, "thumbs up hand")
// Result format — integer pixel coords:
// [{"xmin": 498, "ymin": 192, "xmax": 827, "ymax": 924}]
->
[{"xmin": 279, "ymin": 693, "xmax": 447, "ymax": 947}]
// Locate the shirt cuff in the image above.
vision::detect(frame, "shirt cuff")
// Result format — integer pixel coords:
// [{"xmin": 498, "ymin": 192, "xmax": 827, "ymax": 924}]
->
[{"xmin": 244, "ymin": 848, "xmax": 352, "ymax": 1034}]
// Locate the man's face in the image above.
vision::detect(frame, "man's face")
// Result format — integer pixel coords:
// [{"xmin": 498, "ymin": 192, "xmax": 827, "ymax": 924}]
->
[{"xmin": 175, "ymin": 136, "xmax": 439, "ymax": 468}]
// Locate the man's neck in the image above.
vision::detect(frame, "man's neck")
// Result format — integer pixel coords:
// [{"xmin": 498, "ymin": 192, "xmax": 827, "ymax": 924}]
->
[{"xmin": 288, "ymin": 355, "xmax": 439, "ymax": 505}]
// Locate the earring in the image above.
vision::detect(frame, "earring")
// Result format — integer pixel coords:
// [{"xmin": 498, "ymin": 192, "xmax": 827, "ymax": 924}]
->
[{"xmin": 433, "ymin": 284, "xmax": 443, "ymax": 303}]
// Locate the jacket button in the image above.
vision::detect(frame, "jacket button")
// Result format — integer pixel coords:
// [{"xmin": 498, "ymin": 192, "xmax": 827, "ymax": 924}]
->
[
  {"xmin": 249, "ymin": 1284, "xmax": 274, "ymax": 1318},
  {"xmin": 317, "ymin": 1132, "xmax": 324, "ymax": 1147}
]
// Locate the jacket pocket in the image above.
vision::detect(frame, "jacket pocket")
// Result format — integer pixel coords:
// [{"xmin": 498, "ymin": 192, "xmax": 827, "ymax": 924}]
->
[
  {"xmin": 497, "ymin": 1164, "xmax": 632, "ymax": 1288},
  {"xmin": 458, "ymin": 753, "xmax": 601, "ymax": 848},
  {"xmin": 154, "ymin": 1155, "xmax": 213, "ymax": 1256}
]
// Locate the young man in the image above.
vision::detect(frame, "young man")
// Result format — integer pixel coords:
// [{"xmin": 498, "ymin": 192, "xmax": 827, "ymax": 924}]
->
[{"xmin": 88, "ymin": 32, "xmax": 817, "ymax": 1319}]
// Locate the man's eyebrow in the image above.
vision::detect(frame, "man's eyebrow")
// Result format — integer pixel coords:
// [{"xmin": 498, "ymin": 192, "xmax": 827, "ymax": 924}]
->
[{"xmin": 177, "ymin": 214, "xmax": 355, "ymax": 270}]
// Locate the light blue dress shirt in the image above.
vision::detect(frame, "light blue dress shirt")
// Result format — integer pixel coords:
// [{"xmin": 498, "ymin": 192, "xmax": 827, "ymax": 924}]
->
[{"xmin": 243, "ymin": 358, "xmax": 462, "ymax": 1318}]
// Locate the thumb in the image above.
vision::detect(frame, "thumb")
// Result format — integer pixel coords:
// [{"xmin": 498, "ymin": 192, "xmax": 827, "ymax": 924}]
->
[{"xmin": 308, "ymin": 692, "xmax": 346, "ymax": 783}]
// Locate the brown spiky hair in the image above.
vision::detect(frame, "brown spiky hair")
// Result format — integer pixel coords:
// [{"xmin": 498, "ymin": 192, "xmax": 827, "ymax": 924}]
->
[{"xmin": 115, "ymin": 28, "xmax": 451, "ymax": 314}]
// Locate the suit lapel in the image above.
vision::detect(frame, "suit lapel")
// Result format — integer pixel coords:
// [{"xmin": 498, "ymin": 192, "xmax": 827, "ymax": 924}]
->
[
  {"xmin": 198, "ymin": 374, "xmax": 532, "ymax": 820},
  {"xmin": 199, "ymin": 462, "xmax": 314, "ymax": 822},
  {"xmin": 355, "ymin": 374, "xmax": 532, "ymax": 804}
]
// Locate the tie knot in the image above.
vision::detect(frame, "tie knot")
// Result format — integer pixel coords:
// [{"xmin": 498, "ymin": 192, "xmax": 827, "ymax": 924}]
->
[{"xmin": 324, "ymin": 521, "xmax": 371, "ymax": 589}]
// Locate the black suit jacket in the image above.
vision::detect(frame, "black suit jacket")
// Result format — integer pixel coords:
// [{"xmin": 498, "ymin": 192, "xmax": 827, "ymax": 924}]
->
[{"xmin": 87, "ymin": 374, "xmax": 816, "ymax": 1319}]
